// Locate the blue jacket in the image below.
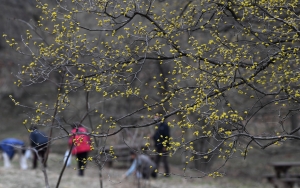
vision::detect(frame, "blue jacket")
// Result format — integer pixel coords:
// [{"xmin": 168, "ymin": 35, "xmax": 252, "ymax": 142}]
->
[
  {"xmin": 30, "ymin": 130, "xmax": 48, "ymax": 148},
  {"xmin": 152, "ymin": 121, "xmax": 170, "ymax": 151},
  {"xmin": 0, "ymin": 138, "xmax": 25, "ymax": 159}
]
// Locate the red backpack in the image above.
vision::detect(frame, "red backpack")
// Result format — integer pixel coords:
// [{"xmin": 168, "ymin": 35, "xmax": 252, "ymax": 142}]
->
[{"xmin": 69, "ymin": 127, "xmax": 91, "ymax": 155}]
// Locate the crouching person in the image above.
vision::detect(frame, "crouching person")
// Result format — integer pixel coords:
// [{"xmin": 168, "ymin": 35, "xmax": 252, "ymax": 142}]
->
[
  {"xmin": 0, "ymin": 138, "xmax": 28, "ymax": 169},
  {"xmin": 122, "ymin": 151, "xmax": 157, "ymax": 180}
]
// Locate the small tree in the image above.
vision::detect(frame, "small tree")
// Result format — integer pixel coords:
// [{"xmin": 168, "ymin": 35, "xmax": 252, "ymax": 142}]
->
[{"xmin": 4, "ymin": 0, "xmax": 300, "ymax": 186}]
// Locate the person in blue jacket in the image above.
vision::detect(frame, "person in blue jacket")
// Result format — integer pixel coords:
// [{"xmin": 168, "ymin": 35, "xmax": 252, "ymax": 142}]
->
[
  {"xmin": 29, "ymin": 126, "xmax": 49, "ymax": 169},
  {"xmin": 0, "ymin": 138, "xmax": 28, "ymax": 169}
]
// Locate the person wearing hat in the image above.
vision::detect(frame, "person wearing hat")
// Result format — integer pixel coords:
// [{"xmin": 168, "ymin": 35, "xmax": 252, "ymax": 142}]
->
[{"xmin": 0, "ymin": 138, "xmax": 28, "ymax": 169}]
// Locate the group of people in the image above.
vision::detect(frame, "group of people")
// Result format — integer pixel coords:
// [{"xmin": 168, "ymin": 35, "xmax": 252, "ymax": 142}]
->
[
  {"xmin": 0, "ymin": 126, "xmax": 49, "ymax": 170},
  {"xmin": 0, "ymin": 126, "xmax": 48, "ymax": 169},
  {"xmin": 0, "ymin": 123, "xmax": 91, "ymax": 177},
  {"xmin": 0, "ymin": 113, "xmax": 170, "ymax": 180},
  {"xmin": 123, "ymin": 113, "xmax": 170, "ymax": 180}
]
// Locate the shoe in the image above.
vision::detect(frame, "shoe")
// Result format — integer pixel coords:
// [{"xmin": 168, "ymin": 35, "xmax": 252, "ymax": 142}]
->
[{"xmin": 78, "ymin": 171, "xmax": 84, "ymax": 176}]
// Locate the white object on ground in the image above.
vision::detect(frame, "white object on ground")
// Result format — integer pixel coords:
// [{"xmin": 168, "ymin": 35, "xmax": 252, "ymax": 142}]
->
[
  {"xmin": 24, "ymin": 149, "xmax": 32, "ymax": 159},
  {"xmin": 20, "ymin": 154, "xmax": 28, "ymax": 170},
  {"xmin": 64, "ymin": 149, "xmax": 72, "ymax": 167},
  {"xmin": 3, "ymin": 152, "xmax": 11, "ymax": 168}
]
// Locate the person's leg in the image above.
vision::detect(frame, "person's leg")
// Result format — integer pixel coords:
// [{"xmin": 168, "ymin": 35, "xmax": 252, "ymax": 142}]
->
[
  {"xmin": 155, "ymin": 149, "xmax": 162, "ymax": 174},
  {"xmin": 20, "ymin": 154, "xmax": 28, "ymax": 169},
  {"xmin": 25, "ymin": 149, "xmax": 32, "ymax": 160},
  {"xmin": 32, "ymin": 150, "xmax": 38, "ymax": 169},
  {"xmin": 162, "ymin": 155, "xmax": 170, "ymax": 176},
  {"xmin": 33, "ymin": 146, "xmax": 47, "ymax": 169},
  {"xmin": 39, "ymin": 147, "xmax": 47, "ymax": 168},
  {"xmin": 77, "ymin": 152, "xmax": 88, "ymax": 176},
  {"xmin": 151, "ymin": 169, "xmax": 157, "ymax": 178},
  {"xmin": 2, "ymin": 152, "xmax": 11, "ymax": 168},
  {"xmin": 142, "ymin": 171, "xmax": 148, "ymax": 179},
  {"xmin": 19, "ymin": 148, "xmax": 28, "ymax": 170},
  {"xmin": 142, "ymin": 167, "xmax": 150, "ymax": 179}
]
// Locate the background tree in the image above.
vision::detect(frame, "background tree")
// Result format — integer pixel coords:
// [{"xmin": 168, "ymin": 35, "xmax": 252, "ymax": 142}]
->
[{"xmin": 4, "ymin": 0, "xmax": 300, "ymax": 185}]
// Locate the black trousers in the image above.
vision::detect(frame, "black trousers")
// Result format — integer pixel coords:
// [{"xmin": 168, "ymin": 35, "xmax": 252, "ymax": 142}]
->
[
  {"xmin": 76, "ymin": 152, "xmax": 88, "ymax": 176},
  {"xmin": 155, "ymin": 148, "xmax": 170, "ymax": 175},
  {"xmin": 141, "ymin": 168, "xmax": 157, "ymax": 179},
  {"xmin": 33, "ymin": 146, "xmax": 47, "ymax": 169}
]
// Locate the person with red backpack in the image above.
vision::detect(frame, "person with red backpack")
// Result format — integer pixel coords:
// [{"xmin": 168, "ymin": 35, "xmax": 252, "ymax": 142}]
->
[{"xmin": 68, "ymin": 122, "xmax": 91, "ymax": 176}]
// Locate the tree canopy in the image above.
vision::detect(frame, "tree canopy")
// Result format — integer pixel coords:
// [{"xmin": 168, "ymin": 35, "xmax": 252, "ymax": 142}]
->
[{"xmin": 4, "ymin": 0, "xmax": 300, "ymax": 181}]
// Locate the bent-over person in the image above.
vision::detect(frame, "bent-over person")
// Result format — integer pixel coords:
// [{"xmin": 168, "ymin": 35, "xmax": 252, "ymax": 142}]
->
[
  {"xmin": 0, "ymin": 138, "xmax": 28, "ymax": 169},
  {"xmin": 123, "ymin": 151, "xmax": 157, "ymax": 179}
]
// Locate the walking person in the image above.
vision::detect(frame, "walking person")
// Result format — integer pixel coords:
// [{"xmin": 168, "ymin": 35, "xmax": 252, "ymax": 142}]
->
[
  {"xmin": 152, "ymin": 113, "xmax": 170, "ymax": 177},
  {"xmin": 0, "ymin": 138, "xmax": 29, "ymax": 169},
  {"xmin": 68, "ymin": 122, "xmax": 91, "ymax": 176},
  {"xmin": 29, "ymin": 125, "xmax": 49, "ymax": 169}
]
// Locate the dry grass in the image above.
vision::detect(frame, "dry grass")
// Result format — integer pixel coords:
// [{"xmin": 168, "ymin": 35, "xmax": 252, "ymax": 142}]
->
[{"xmin": 0, "ymin": 153, "xmax": 273, "ymax": 188}]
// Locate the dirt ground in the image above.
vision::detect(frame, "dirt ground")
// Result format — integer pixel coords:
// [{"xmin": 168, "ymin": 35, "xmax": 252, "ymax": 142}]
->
[{"xmin": 0, "ymin": 153, "xmax": 272, "ymax": 188}]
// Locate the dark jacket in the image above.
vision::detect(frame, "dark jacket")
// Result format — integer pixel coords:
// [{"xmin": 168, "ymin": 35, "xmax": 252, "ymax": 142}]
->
[
  {"xmin": 152, "ymin": 121, "xmax": 170, "ymax": 151},
  {"xmin": 30, "ymin": 130, "xmax": 48, "ymax": 149},
  {"xmin": 0, "ymin": 138, "xmax": 25, "ymax": 159}
]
